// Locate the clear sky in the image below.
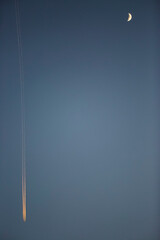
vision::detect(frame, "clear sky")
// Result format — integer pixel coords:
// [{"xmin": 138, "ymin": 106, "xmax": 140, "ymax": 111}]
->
[{"xmin": 0, "ymin": 0, "xmax": 160, "ymax": 239}]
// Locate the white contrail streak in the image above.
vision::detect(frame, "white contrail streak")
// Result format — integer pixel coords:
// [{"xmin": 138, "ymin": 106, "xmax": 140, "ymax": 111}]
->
[{"xmin": 15, "ymin": 0, "xmax": 26, "ymax": 222}]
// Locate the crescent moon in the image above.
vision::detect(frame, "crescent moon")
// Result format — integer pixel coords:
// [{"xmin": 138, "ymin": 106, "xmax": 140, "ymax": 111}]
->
[{"xmin": 127, "ymin": 13, "xmax": 132, "ymax": 22}]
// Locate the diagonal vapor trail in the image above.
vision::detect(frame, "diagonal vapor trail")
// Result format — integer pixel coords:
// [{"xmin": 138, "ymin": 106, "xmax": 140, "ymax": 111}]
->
[{"xmin": 15, "ymin": 0, "xmax": 26, "ymax": 222}]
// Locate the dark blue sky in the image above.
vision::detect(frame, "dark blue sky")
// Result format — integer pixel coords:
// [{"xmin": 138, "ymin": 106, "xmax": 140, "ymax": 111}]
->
[{"xmin": 0, "ymin": 0, "xmax": 160, "ymax": 239}]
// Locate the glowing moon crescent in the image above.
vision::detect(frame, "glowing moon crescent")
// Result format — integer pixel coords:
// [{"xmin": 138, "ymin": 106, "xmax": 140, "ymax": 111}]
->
[{"xmin": 127, "ymin": 13, "xmax": 132, "ymax": 22}]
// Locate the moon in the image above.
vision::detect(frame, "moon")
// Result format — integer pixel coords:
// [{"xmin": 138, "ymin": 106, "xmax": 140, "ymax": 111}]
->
[{"xmin": 127, "ymin": 13, "xmax": 132, "ymax": 22}]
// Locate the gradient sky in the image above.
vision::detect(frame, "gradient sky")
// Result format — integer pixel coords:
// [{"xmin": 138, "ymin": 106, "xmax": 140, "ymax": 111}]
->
[{"xmin": 0, "ymin": 0, "xmax": 160, "ymax": 239}]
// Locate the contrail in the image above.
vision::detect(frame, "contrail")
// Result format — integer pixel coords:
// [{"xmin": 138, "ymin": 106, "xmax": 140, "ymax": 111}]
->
[{"xmin": 15, "ymin": 0, "xmax": 26, "ymax": 222}]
